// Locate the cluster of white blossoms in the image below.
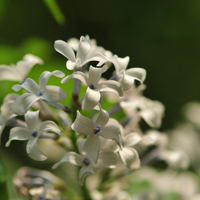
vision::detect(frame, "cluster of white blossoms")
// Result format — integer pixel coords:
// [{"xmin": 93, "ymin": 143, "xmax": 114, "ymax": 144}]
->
[{"xmin": 1, "ymin": 35, "xmax": 180, "ymax": 190}]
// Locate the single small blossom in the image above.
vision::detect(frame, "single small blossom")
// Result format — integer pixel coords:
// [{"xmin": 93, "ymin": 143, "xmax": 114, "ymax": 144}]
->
[
  {"xmin": 54, "ymin": 36, "xmax": 107, "ymax": 70},
  {"xmin": 71, "ymin": 109, "xmax": 122, "ymax": 163},
  {"xmin": 12, "ymin": 70, "xmax": 66, "ymax": 115},
  {"xmin": 120, "ymin": 87, "xmax": 165, "ymax": 129},
  {"xmin": 6, "ymin": 110, "xmax": 62, "ymax": 161},
  {"xmin": 52, "ymin": 141, "xmax": 118, "ymax": 185},
  {"xmin": 0, "ymin": 54, "xmax": 43, "ymax": 82},
  {"xmin": 62, "ymin": 65, "xmax": 123, "ymax": 110}
]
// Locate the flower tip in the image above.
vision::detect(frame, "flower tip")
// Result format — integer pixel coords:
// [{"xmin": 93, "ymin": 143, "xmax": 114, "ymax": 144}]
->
[
  {"xmin": 52, "ymin": 163, "xmax": 59, "ymax": 169},
  {"xmin": 5, "ymin": 141, "xmax": 11, "ymax": 147}
]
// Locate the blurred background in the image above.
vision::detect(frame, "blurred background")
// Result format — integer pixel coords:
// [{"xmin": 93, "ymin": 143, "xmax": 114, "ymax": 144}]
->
[{"xmin": 1, "ymin": 0, "xmax": 200, "ymax": 199}]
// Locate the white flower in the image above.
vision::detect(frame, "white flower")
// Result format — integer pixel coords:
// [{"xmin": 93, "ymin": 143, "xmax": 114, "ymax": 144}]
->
[
  {"xmin": 0, "ymin": 54, "xmax": 43, "ymax": 82},
  {"xmin": 6, "ymin": 110, "xmax": 62, "ymax": 161},
  {"xmin": 52, "ymin": 141, "xmax": 118, "ymax": 185},
  {"xmin": 72, "ymin": 109, "xmax": 122, "ymax": 163},
  {"xmin": 62, "ymin": 65, "xmax": 123, "ymax": 110},
  {"xmin": 54, "ymin": 36, "xmax": 107, "ymax": 70},
  {"xmin": 0, "ymin": 100, "xmax": 16, "ymax": 144},
  {"xmin": 120, "ymin": 87, "xmax": 165, "ymax": 128},
  {"xmin": 12, "ymin": 70, "xmax": 66, "ymax": 115}
]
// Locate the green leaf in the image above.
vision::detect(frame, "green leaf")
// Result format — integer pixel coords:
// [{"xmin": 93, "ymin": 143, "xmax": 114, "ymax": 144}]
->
[{"xmin": 43, "ymin": 0, "xmax": 66, "ymax": 25}]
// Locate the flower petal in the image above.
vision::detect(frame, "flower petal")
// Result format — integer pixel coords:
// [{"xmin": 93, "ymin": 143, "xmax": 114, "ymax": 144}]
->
[
  {"xmin": 54, "ymin": 40, "xmax": 76, "ymax": 61},
  {"xmin": 71, "ymin": 111, "xmax": 94, "ymax": 135},
  {"xmin": 96, "ymin": 151, "xmax": 118, "ymax": 168},
  {"xmin": 52, "ymin": 152, "xmax": 82, "ymax": 169},
  {"xmin": 42, "ymin": 85, "xmax": 66, "ymax": 102},
  {"xmin": 1, "ymin": 101, "xmax": 16, "ymax": 121},
  {"xmin": 79, "ymin": 166, "xmax": 94, "ymax": 186},
  {"xmin": 82, "ymin": 134, "xmax": 100, "ymax": 163},
  {"xmin": 119, "ymin": 147, "xmax": 140, "ymax": 169},
  {"xmin": 120, "ymin": 70, "xmax": 135, "ymax": 91},
  {"xmin": 76, "ymin": 36, "xmax": 91, "ymax": 62},
  {"xmin": 66, "ymin": 60, "xmax": 76, "ymax": 70},
  {"xmin": 124, "ymin": 132, "xmax": 141, "ymax": 147},
  {"xmin": 16, "ymin": 61, "xmax": 36, "ymax": 80},
  {"xmin": 6, "ymin": 127, "xmax": 31, "ymax": 147},
  {"xmin": 39, "ymin": 121, "xmax": 62, "ymax": 135},
  {"xmin": 82, "ymin": 88, "xmax": 101, "ymax": 110},
  {"xmin": 12, "ymin": 93, "xmax": 40, "ymax": 115},
  {"xmin": 23, "ymin": 54, "xmax": 43, "ymax": 65},
  {"xmin": 98, "ymin": 80, "xmax": 123, "ymax": 97},
  {"xmin": 25, "ymin": 110, "xmax": 39, "ymax": 131},
  {"xmin": 126, "ymin": 68, "xmax": 146, "ymax": 83},
  {"xmin": 13, "ymin": 78, "xmax": 40, "ymax": 95},
  {"xmin": 0, "ymin": 66, "xmax": 20, "ymax": 81},
  {"xmin": 95, "ymin": 108, "xmax": 109, "ymax": 127},
  {"xmin": 26, "ymin": 138, "xmax": 47, "ymax": 161},
  {"xmin": 114, "ymin": 55, "xmax": 130, "ymax": 72},
  {"xmin": 100, "ymin": 125, "xmax": 122, "ymax": 147},
  {"xmin": 61, "ymin": 71, "xmax": 89, "ymax": 86},
  {"xmin": 39, "ymin": 70, "xmax": 65, "ymax": 90},
  {"xmin": 88, "ymin": 66, "xmax": 102, "ymax": 87}
]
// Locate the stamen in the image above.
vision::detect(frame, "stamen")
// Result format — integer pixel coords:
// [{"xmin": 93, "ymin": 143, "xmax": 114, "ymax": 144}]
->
[
  {"xmin": 93, "ymin": 126, "xmax": 100, "ymax": 134},
  {"xmin": 39, "ymin": 91, "xmax": 44, "ymax": 96},
  {"xmin": 82, "ymin": 158, "xmax": 91, "ymax": 166},
  {"xmin": 89, "ymin": 84, "xmax": 95, "ymax": 89},
  {"xmin": 32, "ymin": 131, "xmax": 38, "ymax": 138}
]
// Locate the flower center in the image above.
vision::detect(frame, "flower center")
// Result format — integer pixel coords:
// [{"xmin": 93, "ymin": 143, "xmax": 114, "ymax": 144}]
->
[
  {"xmin": 82, "ymin": 158, "xmax": 91, "ymax": 166},
  {"xmin": 93, "ymin": 126, "xmax": 101, "ymax": 134},
  {"xmin": 89, "ymin": 84, "xmax": 95, "ymax": 89},
  {"xmin": 39, "ymin": 91, "xmax": 44, "ymax": 96},
  {"xmin": 32, "ymin": 131, "xmax": 38, "ymax": 138}
]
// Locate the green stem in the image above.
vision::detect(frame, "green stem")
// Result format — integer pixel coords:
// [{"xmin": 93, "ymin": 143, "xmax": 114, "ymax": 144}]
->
[{"xmin": 81, "ymin": 180, "xmax": 92, "ymax": 200}]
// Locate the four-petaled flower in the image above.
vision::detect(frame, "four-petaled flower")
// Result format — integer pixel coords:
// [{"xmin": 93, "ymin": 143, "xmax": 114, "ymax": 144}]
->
[
  {"xmin": 71, "ymin": 109, "xmax": 122, "ymax": 163},
  {"xmin": 62, "ymin": 65, "xmax": 123, "ymax": 110},
  {"xmin": 12, "ymin": 70, "xmax": 66, "ymax": 115},
  {"xmin": 6, "ymin": 110, "xmax": 62, "ymax": 161},
  {"xmin": 52, "ymin": 141, "xmax": 118, "ymax": 185}
]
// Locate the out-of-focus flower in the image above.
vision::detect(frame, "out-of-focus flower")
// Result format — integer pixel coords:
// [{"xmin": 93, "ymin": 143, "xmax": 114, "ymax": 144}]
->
[
  {"xmin": 0, "ymin": 54, "xmax": 43, "ymax": 82},
  {"xmin": 6, "ymin": 110, "xmax": 62, "ymax": 160},
  {"xmin": 72, "ymin": 109, "xmax": 121, "ymax": 163},
  {"xmin": 62, "ymin": 65, "xmax": 123, "ymax": 110},
  {"xmin": 121, "ymin": 87, "xmax": 165, "ymax": 129},
  {"xmin": 14, "ymin": 167, "xmax": 65, "ymax": 200},
  {"xmin": 12, "ymin": 70, "xmax": 66, "ymax": 115}
]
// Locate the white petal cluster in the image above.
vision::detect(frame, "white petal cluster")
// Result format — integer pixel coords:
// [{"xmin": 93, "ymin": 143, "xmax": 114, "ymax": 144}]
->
[
  {"xmin": 6, "ymin": 110, "xmax": 62, "ymax": 160},
  {"xmin": 2, "ymin": 35, "xmax": 175, "ymax": 189},
  {"xmin": 12, "ymin": 70, "xmax": 66, "ymax": 115}
]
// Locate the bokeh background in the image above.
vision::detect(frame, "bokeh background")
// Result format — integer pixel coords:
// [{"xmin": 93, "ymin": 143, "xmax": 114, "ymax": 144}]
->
[{"xmin": 0, "ymin": 0, "xmax": 200, "ymax": 199}]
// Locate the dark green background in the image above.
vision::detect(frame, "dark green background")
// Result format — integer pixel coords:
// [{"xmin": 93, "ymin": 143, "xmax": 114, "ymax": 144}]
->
[{"xmin": 1, "ymin": 0, "xmax": 200, "ymax": 130}]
